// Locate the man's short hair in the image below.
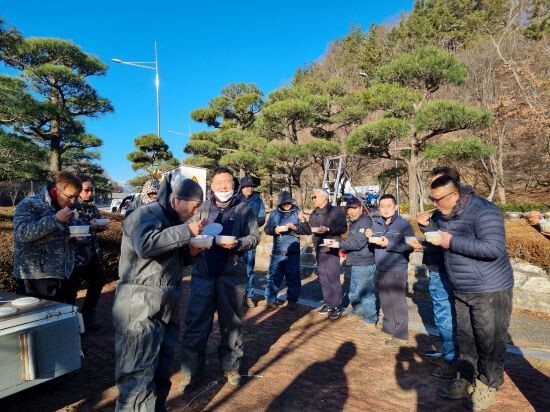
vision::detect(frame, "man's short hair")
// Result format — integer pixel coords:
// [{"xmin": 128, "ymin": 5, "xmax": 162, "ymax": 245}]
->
[
  {"xmin": 431, "ymin": 175, "xmax": 460, "ymax": 192},
  {"xmin": 379, "ymin": 194, "xmax": 397, "ymax": 205},
  {"xmin": 430, "ymin": 166, "xmax": 461, "ymax": 182},
  {"xmin": 53, "ymin": 171, "xmax": 82, "ymax": 191},
  {"xmin": 211, "ymin": 167, "xmax": 234, "ymax": 179},
  {"xmin": 78, "ymin": 174, "xmax": 94, "ymax": 185},
  {"xmin": 312, "ymin": 188, "xmax": 329, "ymax": 199}
]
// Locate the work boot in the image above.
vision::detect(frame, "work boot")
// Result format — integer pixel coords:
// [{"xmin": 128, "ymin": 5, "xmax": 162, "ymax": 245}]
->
[
  {"xmin": 179, "ymin": 375, "xmax": 199, "ymax": 393},
  {"xmin": 467, "ymin": 379, "xmax": 497, "ymax": 411},
  {"xmin": 223, "ymin": 370, "xmax": 243, "ymax": 386},
  {"xmin": 437, "ymin": 373, "xmax": 473, "ymax": 400},
  {"xmin": 245, "ymin": 297, "xmax": 256, "ymax": 308},
  {"xmin": 431, "ymin": 362, "xmax": 458, "ymax": 379},
  {"xmin": 430, "ymin": 356, "xmax": 446, "ymax": 367}
]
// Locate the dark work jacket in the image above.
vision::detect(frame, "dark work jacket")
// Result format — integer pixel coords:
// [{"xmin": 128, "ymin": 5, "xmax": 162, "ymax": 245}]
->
[
  {"xmin": 339, "ymin": 214, "xmax": 375, "ymax": 266},
  {"xmin": 242, "ymin": 192, "xmax": 266, "ymax": 227},
  {"xmin": 371, "ymin": 214, "xmax": 414, "ymax": 272},
  {"xmin": 264, "ymin": 206, "xmax": 310, "ymax": 255},
  {"xmin": 303, "ymin": 203, "xmax": 347, "ymax": 255},
  {"xmin": 424, "ymin": 194, "xmax": 514, "ymax": 293}
]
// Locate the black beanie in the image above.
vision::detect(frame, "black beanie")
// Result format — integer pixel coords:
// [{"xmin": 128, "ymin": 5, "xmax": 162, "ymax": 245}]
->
[{"xmin": 172, "ymin": 178, "xmax": 203, "ymax": 201}]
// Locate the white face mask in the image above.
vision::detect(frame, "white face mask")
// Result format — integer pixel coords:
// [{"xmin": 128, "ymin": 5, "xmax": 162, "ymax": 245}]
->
[{"xmin": 214, "ymin": 190, "xmax": 234, "ymax": 202}]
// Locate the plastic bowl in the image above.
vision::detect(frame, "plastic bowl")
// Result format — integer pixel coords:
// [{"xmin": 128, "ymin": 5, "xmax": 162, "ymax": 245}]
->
[
  {"xmin": 190, "ymin": 235, "xmax": 214, "ymax": 248},
  {"xmin": 505, "ymin": 212, "xmax": 522, "ymax": 220},
  {"xmin": 539, "ymin": 219, "xmax": 550, "ymax": 233},
  {"xmin": 92, "ymin": 218, "xmax": 110, "ymax": 226},
  {"xmin": 69, "ymin": 225, "xmax": 90, "ymax": 235},
  {"xmin": 215, "ymin": 235, "xmax": 236, "ymax": 245},
  {"xmin": 405, "ymin": 236, "xmax": 419, "ymax": 245},
  {"xmin": 276, "ymin": 225, "xmax": 289, "ymax": 232},
  {"xmin": 368, "ymin": 236, "xmax": 383, "ymax": 243},
  {"xmin": 424, "ymin": 231, "xmax": 442, "ymax": 242}
]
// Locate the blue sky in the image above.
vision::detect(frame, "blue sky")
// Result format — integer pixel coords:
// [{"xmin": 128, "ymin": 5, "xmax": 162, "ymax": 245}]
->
[{"xmin": 1, "ymin": 0, "xmax": 412, "ymax": 184}]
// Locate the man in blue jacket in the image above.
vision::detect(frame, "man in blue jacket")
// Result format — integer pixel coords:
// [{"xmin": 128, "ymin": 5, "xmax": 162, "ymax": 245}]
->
[
  {"xmin": 261, "ymin": 191, "xmax": 310, "ymax": 309},
  {"xmin": 424, "ymin": 175, "xmax": 514, "ymax": 411},
  {"xmin": 239, "ymin": 176, "xmax": 266, "ymax": 308},
  {"xmin": 330, "ymin": 197, "xmax": 378, "ymax": 325},
  {"xmin": 368, "ymin": 194, "xmax": 414, "ymax": 346}
]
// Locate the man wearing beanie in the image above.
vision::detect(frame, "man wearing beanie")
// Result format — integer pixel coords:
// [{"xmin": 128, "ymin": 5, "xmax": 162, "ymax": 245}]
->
[
  {"xmin": 239, "ymin": 176, "xmax": 266, "ymax": 308},
  {"xmin": 113, "ymin": 167, "xmax": 206, "ymax": 411},
  {"xmin": 180, "ymin": 167, "xmax": 260, "ymax": 392},
  {"xmin": 261, "ymin": 190, "xmax": 310, "ymax": 309}
]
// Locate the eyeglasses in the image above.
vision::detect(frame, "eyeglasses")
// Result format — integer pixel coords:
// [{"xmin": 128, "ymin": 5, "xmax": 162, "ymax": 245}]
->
[
  {"xmin": 57, "ymin": 187, "xmax": 80, "ymax": 201},
  {"xmin": 428, "ymin": 192, "xmax": 457, "ymax": 203},
  {"xmin": 82, "ymin": 188, "xmax": 94, "ymax": 193}
]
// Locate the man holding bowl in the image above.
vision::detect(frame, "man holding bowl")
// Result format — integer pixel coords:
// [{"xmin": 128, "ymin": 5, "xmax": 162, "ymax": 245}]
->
[
  {"xmin": 13, "ymin": 171, "xmax": 82, "ymax": 303},
  {"xmin": 423, "ymin": 175, "xmax": 514, "ymax": 411},
  {"xmin": 179, "ymin": 167, "xmax": 260, "ymax": 392},
  {"xmin": 113, "ymin": 169, "xmax": 206, "ymax": 411}
]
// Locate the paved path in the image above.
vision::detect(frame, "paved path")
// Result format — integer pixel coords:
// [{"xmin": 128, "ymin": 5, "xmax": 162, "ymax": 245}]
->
[{"xmin": 1, "ymin": 276, "xmax": 549, "ymax": 411}]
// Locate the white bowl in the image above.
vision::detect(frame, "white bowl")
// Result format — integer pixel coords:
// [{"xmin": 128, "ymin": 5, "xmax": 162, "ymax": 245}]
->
[
  {"xmin": 69, "ymin": 225, "xmax": 90, "ymax": 235},
  {"xmin": 405, "ymin": 236, "xmax": 419, "ymax": 245},
  {"xmin": 424, "ymin": 231, "xmax": 442, "ymax": 242},
  {"xmin": 539, "ymin": 219, "xmax": 550, "ymax": 233},
  {"xmin": 215, "ymin": 235, "xmax": 236, "ymax": 245},
  {"xmin": 368, "ymin": 236, "xmax": 383, "ymax": 243},
  {"xmin": 92, "ymin": 218, "xmax": 110, "ymax": 226},
  {"xmin": 310, "ymin": 227, "xmax": 324, "ymax": 234},
  {"xmin": 190, "ymin": 235, "xmax": 214, "ymax": 248},
  {"xmin": 276, "ymin": 225, "xmax": 289, "ymax": 232}
]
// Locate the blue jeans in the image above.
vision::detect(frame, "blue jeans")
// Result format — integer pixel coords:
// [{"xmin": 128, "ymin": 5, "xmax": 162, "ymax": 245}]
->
[
  {"xmin": 348, "ymin": 265, "xmax": 378, "ymax": 324},
  {"xmin": 264, "ymin": 253, "xmax": 301, "ymax": 303},
  {"xmin": 429, "ymin": 270, "xmax": 458, "ymax": 363},
  {"xmin": 245, "ymin": 249, "xmax": 256, "ymax": 298}
]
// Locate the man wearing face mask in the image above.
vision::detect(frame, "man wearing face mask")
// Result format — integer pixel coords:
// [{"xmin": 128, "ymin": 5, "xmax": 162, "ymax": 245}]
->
[
  {"xmin": 13, "ymin": 171, "xmax": 82, "ymax": 303},
  {"xmin": 113, "ymin": 169, "xmax": 206, "ymax": 412},
  {"xmin": 179, "ymin": 167, "xmax": 260, "ymax": 392}
]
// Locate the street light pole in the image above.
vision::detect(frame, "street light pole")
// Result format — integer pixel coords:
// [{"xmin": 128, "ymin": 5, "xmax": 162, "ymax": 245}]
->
[{"xmin": 112, "ymin": 42, "xmax": 160, "ymax": 138}]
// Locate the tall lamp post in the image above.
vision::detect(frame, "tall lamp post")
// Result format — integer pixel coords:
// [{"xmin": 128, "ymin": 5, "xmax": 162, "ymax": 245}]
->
[{"xmin": 112, "ymin": 42, "xmax": 160, "ymax": 138}]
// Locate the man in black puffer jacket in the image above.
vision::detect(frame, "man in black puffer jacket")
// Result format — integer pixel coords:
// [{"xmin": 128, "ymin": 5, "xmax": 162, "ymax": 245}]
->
[{"xmin": 422, "ymin": 175, "xmax": 513, "ymax": 411}]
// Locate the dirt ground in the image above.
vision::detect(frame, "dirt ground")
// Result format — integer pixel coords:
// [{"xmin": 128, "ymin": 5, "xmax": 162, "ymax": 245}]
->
[{"xmin": 1, "ymin": 279, "xmax": 549, "ymax": 412}]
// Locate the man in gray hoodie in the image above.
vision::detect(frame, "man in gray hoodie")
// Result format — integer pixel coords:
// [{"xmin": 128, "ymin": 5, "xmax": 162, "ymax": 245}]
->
[{"xmin": 113, "ymin": 168, "xmax": 205, "ymax": 411}]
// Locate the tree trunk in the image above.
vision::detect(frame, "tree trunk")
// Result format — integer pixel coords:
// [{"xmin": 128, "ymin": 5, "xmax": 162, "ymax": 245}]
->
[
  {"xmin": 50, "ymin": 136, "xmax": 62, "ymax": 172},
  {"xmin": 408, "ymin": 151, "xmax": 420, "ymax": 215}
]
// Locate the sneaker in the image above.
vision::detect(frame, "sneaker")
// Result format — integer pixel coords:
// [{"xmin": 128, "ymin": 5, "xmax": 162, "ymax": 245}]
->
[
  {"xmin": 179, "ymin": 375, "xmax": 199, "ymax": 393},
  {"xmin": 223, "ymin": 370, "xmax": 243, "ymax": 386},
  {"xmin": 437, "ymin": 373, "xmax": 473, "ymax": 400},
  {"xmin": 384, "ymin": 337, "xmax": 408, "ymax": 347},
  {"xmin": 245, "ymin": 298, "xmax": 256, "ymax": 308},
  {"xmin": 287, "ymin": 300, "xmax": 298, "ymax": 310},
  {"xmin": 318, "ymin": 304, "xmax": 330, "ymax": 314},
  {"xmin": 431, "ymin": 362, "xmax": 458, "ymax": 379},
  {"xmin": 328, "ymin": 307, "xmax": 342, "ymax": 320},
  {"xmin": 425, "ymin": 349, "xmax": 443, "ymax": 358},
  {"xmin": 467, "ymin": 379, "xmax": 496, "ymax": 411}
]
